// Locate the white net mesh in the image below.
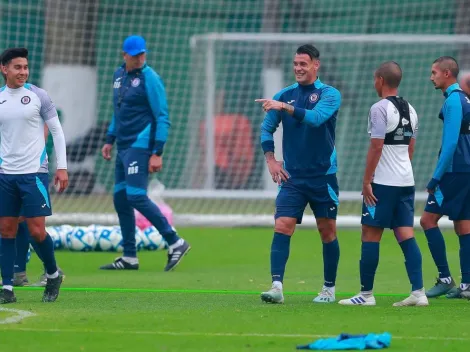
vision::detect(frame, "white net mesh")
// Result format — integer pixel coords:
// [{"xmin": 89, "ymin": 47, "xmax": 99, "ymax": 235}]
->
[{"xmin": 1, "ymin": 0, "xmax": 469, "ymax": 227}]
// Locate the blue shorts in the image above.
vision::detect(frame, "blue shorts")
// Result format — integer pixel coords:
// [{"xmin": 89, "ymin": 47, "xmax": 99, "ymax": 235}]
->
[
  {"xmin": 361, "ymin": 183, "xmax": 415, "ymax": 229},
  {"xmin": 275, "ymin": 174, "xmax": 339, "ymax": 224},
  {"xmin": 114, "ymin": 148, "xmax": 150, "ymax": 195},
  {"xmin": 424, "ymin": 173, "xmax": 470, "ymax": 221},
  {"xmin": 0, "ymin": 173, "xmax": 52, "ymax": 218}
]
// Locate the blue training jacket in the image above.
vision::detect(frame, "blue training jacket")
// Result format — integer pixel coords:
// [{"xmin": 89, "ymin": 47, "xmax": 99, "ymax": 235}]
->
[
  {"xmin": 260, "ymin": 78, "xmax": 341, "ymax": 178},
  {"xmin": 106, "ymin": 63, "xmax": 170, "ymax": 155},
  {"xmin": 432, "ymin": 83, "xmax": 470, "ymax": 180}
]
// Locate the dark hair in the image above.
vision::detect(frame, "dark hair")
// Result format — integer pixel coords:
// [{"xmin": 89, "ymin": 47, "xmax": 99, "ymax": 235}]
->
[
  {"xmin": 375, "ymin": 61, "xmax": 402, "ymax": 88},
  {"xmin": 296, "ymin": 44, "xmax": 320, "ymax": 60},
  {"xmin": 433, "ymin": 56, "xmax": 459, "ymax": 78},
  {"xmin": 0, "ymin": 47, "xmax": 28, "ymax": 66}
]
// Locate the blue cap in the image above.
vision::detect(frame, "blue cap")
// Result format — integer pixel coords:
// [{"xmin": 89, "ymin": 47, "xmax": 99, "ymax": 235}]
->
[{"xmin": 123, "ymin": 35, "xmax": 147, "ymax": 56}]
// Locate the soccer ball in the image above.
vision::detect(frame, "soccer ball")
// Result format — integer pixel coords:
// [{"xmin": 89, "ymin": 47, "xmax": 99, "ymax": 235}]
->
[
  {"xmin": 66, "ymin": 226, "xmax": 96, "ymax": 251},
  {"xmin": 142, "ymin": 226, "xmax": 167, "ymax": 251},
  {"xmin": 46, "ymin": 226, "xmax": 64, "ymax": 249},
  {"xmin": 135, "ymin": 227, "xmax": 145, "ymax": 251},
  {"xmin": 58, "ymin": 224, "xmax": 74, "ymax": 248},
  {"xmin": 96, "ymin": 226, "xmax": 123, "ymax": 252}
]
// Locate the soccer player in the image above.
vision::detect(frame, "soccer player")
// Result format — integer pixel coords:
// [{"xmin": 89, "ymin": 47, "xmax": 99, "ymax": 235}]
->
[
  {"xmin": 339, "ymin": 61, "xmax": 428, "ymax": 307},
  {"xmin": 420, "ymin": 56, "xmax": 470, "ymax": 300},
  {"xmin": 100, "ymin": 35, "xmax": 190, "ymax": 271},
  {"xmin": 256, "ymin": 44, "xmax": 341, "ymax": 304},
  {"xmin": 0, "ymin": 47, "xmax": 68, "ymax": 304}
]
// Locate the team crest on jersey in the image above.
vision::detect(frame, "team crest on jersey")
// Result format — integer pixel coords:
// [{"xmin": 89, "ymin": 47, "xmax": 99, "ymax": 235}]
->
[
  {"xmin": 21, "ymin": 96, "xmax": 31, "ymax": 105},
  {"xmin": 309, "ymin": 93, "xmax": 319, "ymax": 103},
  {"xmin": 131, "ymin": 78, "xmax": 141, "ymax": 87}
]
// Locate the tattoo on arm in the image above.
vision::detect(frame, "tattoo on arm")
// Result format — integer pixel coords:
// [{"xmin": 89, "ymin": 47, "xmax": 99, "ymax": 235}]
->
[
  {"xmin": 281, "ymin": 102, "xmax": 294, "ymax": 115},
  {"xmin": 265, "ymin": 151, "xmax": 275, "ymax": 162}
]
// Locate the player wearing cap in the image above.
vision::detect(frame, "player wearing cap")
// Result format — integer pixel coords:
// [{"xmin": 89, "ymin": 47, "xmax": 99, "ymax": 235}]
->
[
  {"xmin": 0, "ymin": 48, "xmax": 68, "ymax": 304},
  {"xmin": 100, "ymin": 35, "xmax": 190, "ymax": 272}
]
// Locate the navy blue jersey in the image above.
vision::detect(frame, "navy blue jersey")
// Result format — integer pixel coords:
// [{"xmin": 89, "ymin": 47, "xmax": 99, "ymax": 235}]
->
[
  {"xmin": 432, "ymin": 83, "xmax": 470, "ymax": 180},
  {"xmin": 106, "ymin": 63, "xmax": 170, "ymax": 154},
  {"xmin": 260, "ymin": 78, "xmax": 341, "ymax": 178}
]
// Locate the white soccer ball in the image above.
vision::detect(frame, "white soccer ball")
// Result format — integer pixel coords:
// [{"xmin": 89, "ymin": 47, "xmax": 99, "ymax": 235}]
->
[
  {"xmin": 58, "ymin": 224, "xmax": 74, "ymax": 248},
  {"xmin": 135, "ymin": 227, "xmax": 145, "ymax": 251},
  {"xmin": 46, "ymin": 226, "xmax": 63, "ymax": 249},
  {"xmin": 66, "ymin": 226, "xmax": 96, "ymax": 251},
  {"xmin": 142, "ymin": 226, "xmax": 167, "ymax": 251},
  {"xmin": 96, "ymin": 226, "xmax": 123, "ymax": 252}
]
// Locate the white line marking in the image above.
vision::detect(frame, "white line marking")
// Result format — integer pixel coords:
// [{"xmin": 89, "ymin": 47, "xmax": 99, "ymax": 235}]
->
[
  {"xmin": 5, "ymin": 328, "xmax": 470, "ymax": 341},
  {"xmin": 0, "ymin": 308, "xmax": 36, "ymax": 325}
]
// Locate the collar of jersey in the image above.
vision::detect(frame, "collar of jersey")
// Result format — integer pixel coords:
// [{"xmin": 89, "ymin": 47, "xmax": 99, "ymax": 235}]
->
[
  {"xmin": 298, "ymin": 77, "xmax": 323, "ymax": 90},
  {"xmin": 120, "ymin": 62, "xmax": 147, "ymax": 75},
  {"xmin": 444, "ymin": 82, "xmax": 460, "ymax": 97},
  {"xmin": 3, "ymin": 84, "xmax": 28, "ymax": 94}
]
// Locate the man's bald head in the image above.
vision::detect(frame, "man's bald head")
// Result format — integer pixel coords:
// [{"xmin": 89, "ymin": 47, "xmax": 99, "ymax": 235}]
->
[
  {"xmin": 433, "ymin": 56, "xmax": 459, "ymax": 78},
  {"xmin": 375, "ymin": 61, "xmax": 402, "ymax": 88}
]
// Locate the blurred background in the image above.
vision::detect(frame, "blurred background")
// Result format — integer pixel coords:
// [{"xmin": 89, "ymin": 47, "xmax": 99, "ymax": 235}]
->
[{"xmin": 1, "ymin": 0, "xmax": 469, "ymax": 227}]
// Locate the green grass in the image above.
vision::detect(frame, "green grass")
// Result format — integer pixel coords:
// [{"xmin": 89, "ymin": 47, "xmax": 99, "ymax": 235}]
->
[{"xmin": 1, "ymin": 228, "xmax": 469, "ymax": 351}]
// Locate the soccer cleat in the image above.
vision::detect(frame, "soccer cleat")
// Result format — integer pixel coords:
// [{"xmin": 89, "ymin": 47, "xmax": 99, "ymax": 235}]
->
[
  {"xmin": 31, "ymin": 268, "xmax": 66, "ymax": 287},
  {"xmin": 446, "ymin": 287, "xmax": 462, "ymax": 299},
  {"xmin": 12, "ymin": 272, "xmax": 29, "ymax": 287},
  {"xmin": 42, "ymin": 274, "xmax": 63, "ymax": 302},
  {"xmin": 338, "ymin": 293, "xmax": 376, "ymax": 306},
  {"xmin": 164, "ymin": 239, "xmax": 191, "ymax": 272},
  {"xmin": 99, "ymin": 257, "xmax": 139, "ymax": 270},
  {"xmin": 425, "ymin": 278, "xmax": 456, "ymax": 298},
  {"xmin": 460, "ymin": 285, "xmax": 470, "ymax": 300},
  {"xmin": 313, "ymin": 286, "xmax": 335, "ymax": 303},
  {"xmin": 393, "ymin": 291, "xmax": 429, "ymax": 307},
  {"xmin": 261, "ymin": 286, "xmax": 284, "ymax": 304},
  {"xmin": 0, "ymin": 289, "xmax": 17, "ymax": 304}
]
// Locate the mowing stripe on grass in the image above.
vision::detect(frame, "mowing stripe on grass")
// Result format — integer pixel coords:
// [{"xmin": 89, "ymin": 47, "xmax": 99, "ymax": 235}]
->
[
  {"xmin": 15, "ymin": 286, "xmax": 409, "ymax": 297},
  {"xmin": 0, "ymin": 308, "xmax": 36, "ymax": 325},
  {"xmin": 5, "ymin": 327, "xmax": 470, "ymax": 341}
]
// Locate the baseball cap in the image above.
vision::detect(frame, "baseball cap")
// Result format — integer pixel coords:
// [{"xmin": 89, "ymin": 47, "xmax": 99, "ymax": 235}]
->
[{"xmin": 122, "ymin": 35, "xmax": 147, "ymax": 56}]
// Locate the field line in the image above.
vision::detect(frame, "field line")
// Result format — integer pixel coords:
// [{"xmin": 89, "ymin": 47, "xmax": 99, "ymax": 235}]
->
[
  {"xmin": 4, "ymin": 327, "xmax": 470, "ymax": 341},
  {"xmin": 0, "ymin": 308, "xmax": 36, "ymax": 325}
]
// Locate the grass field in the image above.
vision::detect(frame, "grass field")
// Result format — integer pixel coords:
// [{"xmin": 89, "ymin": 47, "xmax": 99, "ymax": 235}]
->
[{"xmin": 1, "ymin": 228, "xmax": 469, "ymax": 351}]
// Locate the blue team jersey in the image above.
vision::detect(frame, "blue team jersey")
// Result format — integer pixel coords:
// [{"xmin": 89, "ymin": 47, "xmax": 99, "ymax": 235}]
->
[
  {"xmin": 260, "ymin": 78, "xmax": 341, "ymax": 178},
  {"xmin": 106, "ymin": 63, "xmax": 170, "ymax": 154},
  {"xmin": 432, "ymin": 83, "xmax": 470, "ymax": 180}
]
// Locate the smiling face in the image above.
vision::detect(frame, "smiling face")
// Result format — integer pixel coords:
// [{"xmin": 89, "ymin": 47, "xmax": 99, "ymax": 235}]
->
[
  {"xmin": 293, "ymin": 53, "xmax": 319, "ymax": 85},
  {"xmin": 1, "ymin": 57, "xmax": 28, "ymax": 88}
]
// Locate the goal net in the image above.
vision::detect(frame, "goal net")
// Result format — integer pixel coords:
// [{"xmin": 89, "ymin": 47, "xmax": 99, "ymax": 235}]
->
[{"xmin": 1, "ymin": 0, "xmax": 468, "ymax": 228}]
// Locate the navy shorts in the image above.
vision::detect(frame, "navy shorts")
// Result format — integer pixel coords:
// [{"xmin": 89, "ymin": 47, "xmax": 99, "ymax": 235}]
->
[
  {"xmin": 361, "ymin": 183, "xmax": 415, "ymax": 229},
  {"xmin": 275, "ymin": 174, "xmax": 339, "ymax": 224},
  {"xmin": 424, "ymin": 173, "xmax": 470, "ymax": 221},
  {"xmin": 114, "ymin": 148, "xmax": 151, "ymax": 195},
  {"xmin": 0, "ymin": 173, "xmax": 52, "ymax": 218}
]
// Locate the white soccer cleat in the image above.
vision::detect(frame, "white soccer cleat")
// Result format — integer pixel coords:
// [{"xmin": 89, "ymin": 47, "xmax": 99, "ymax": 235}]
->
[
  {"xmin": 261, "ymin": 283, "xmax": 284, "ymax": 304},
  {"xmin": 393, "ymin": 292, "xmax": 429, "ymax": 307},
  {"xmin": 338, "ymin": 293, "xmax": 376, "ymax": 306},
  {"xmin": 313, "ymin": 286, "xmax": 336, "ymax": 303}
]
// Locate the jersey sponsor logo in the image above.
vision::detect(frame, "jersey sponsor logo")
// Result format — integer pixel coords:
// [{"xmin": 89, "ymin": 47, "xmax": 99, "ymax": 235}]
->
[
  {"xmin": 287, "ymin": 100, "xmax": 295, "ymax": 104},
  {"xmin": 362, "ymin": 212, "xmax": 369, "ymax": 217},
  {"xmin": 309, "ymin": 93, "xmax": 319, "ymax": 103},
  {"xmin": 21, "ymin": 96, "xmax": 31, "ymax": 105},
  {"xmin": 131, "ymin": 78, "xmax": 140, "ymax": 87},
  {"xmin": 113, "ymin": 77, "xmax": 122, "ymax": 89},
  {"xmin": 394, "ymin": 127, "xmax": 404, "ymax": 140},
  {"xmin": 0, "ymin": 100, "xmax": 6, "ymax": 104}
]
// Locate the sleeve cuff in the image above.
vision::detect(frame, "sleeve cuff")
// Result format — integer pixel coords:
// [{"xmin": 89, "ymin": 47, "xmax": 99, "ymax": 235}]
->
[
  {"xmin": 261, "ymin": 140, "xmax": 275, "ymax": 154},
  {"xmin": 292, "ymin": 107, "xmax": 306, "ymax": 122},
  {"xmin": 106, "ymin": 135, "xmax": 116, "ymax": 145},
  {"xmin": 427, "ymin": 178, "xmax": 439, "ymax": 190},
  {"xmin": 153, "ymin": 141, "xmax": 165, "ymax": 156}
]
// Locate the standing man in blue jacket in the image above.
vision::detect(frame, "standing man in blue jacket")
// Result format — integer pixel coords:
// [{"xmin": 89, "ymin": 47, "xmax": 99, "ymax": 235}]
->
[
  {"xmin": 255, "ymin": 44, "xmax": 341, "ymax": 304},
  {"xmin": 100, "ymin": 35, "xmax": 190, "ymax": 272},
  {"xmin": 420, "ymin": 56, "xmax": 470, "ymax": 299}
]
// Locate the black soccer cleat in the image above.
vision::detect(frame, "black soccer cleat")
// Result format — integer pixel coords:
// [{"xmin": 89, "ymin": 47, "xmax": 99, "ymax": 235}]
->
[
  {"xmin": 164, "ymin": 239, "xmax": 191, "ymax": 272},
  {"xmin": 99, "ymin": 257, "xmax": 139, "ymax": 270},
  {"xmin": 42, "ymin": 274, "xmax": 63, "ymax": 302},
  {"xmin": 0, "ymin": 289, "xmax": 17, "ymax": 304}
]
